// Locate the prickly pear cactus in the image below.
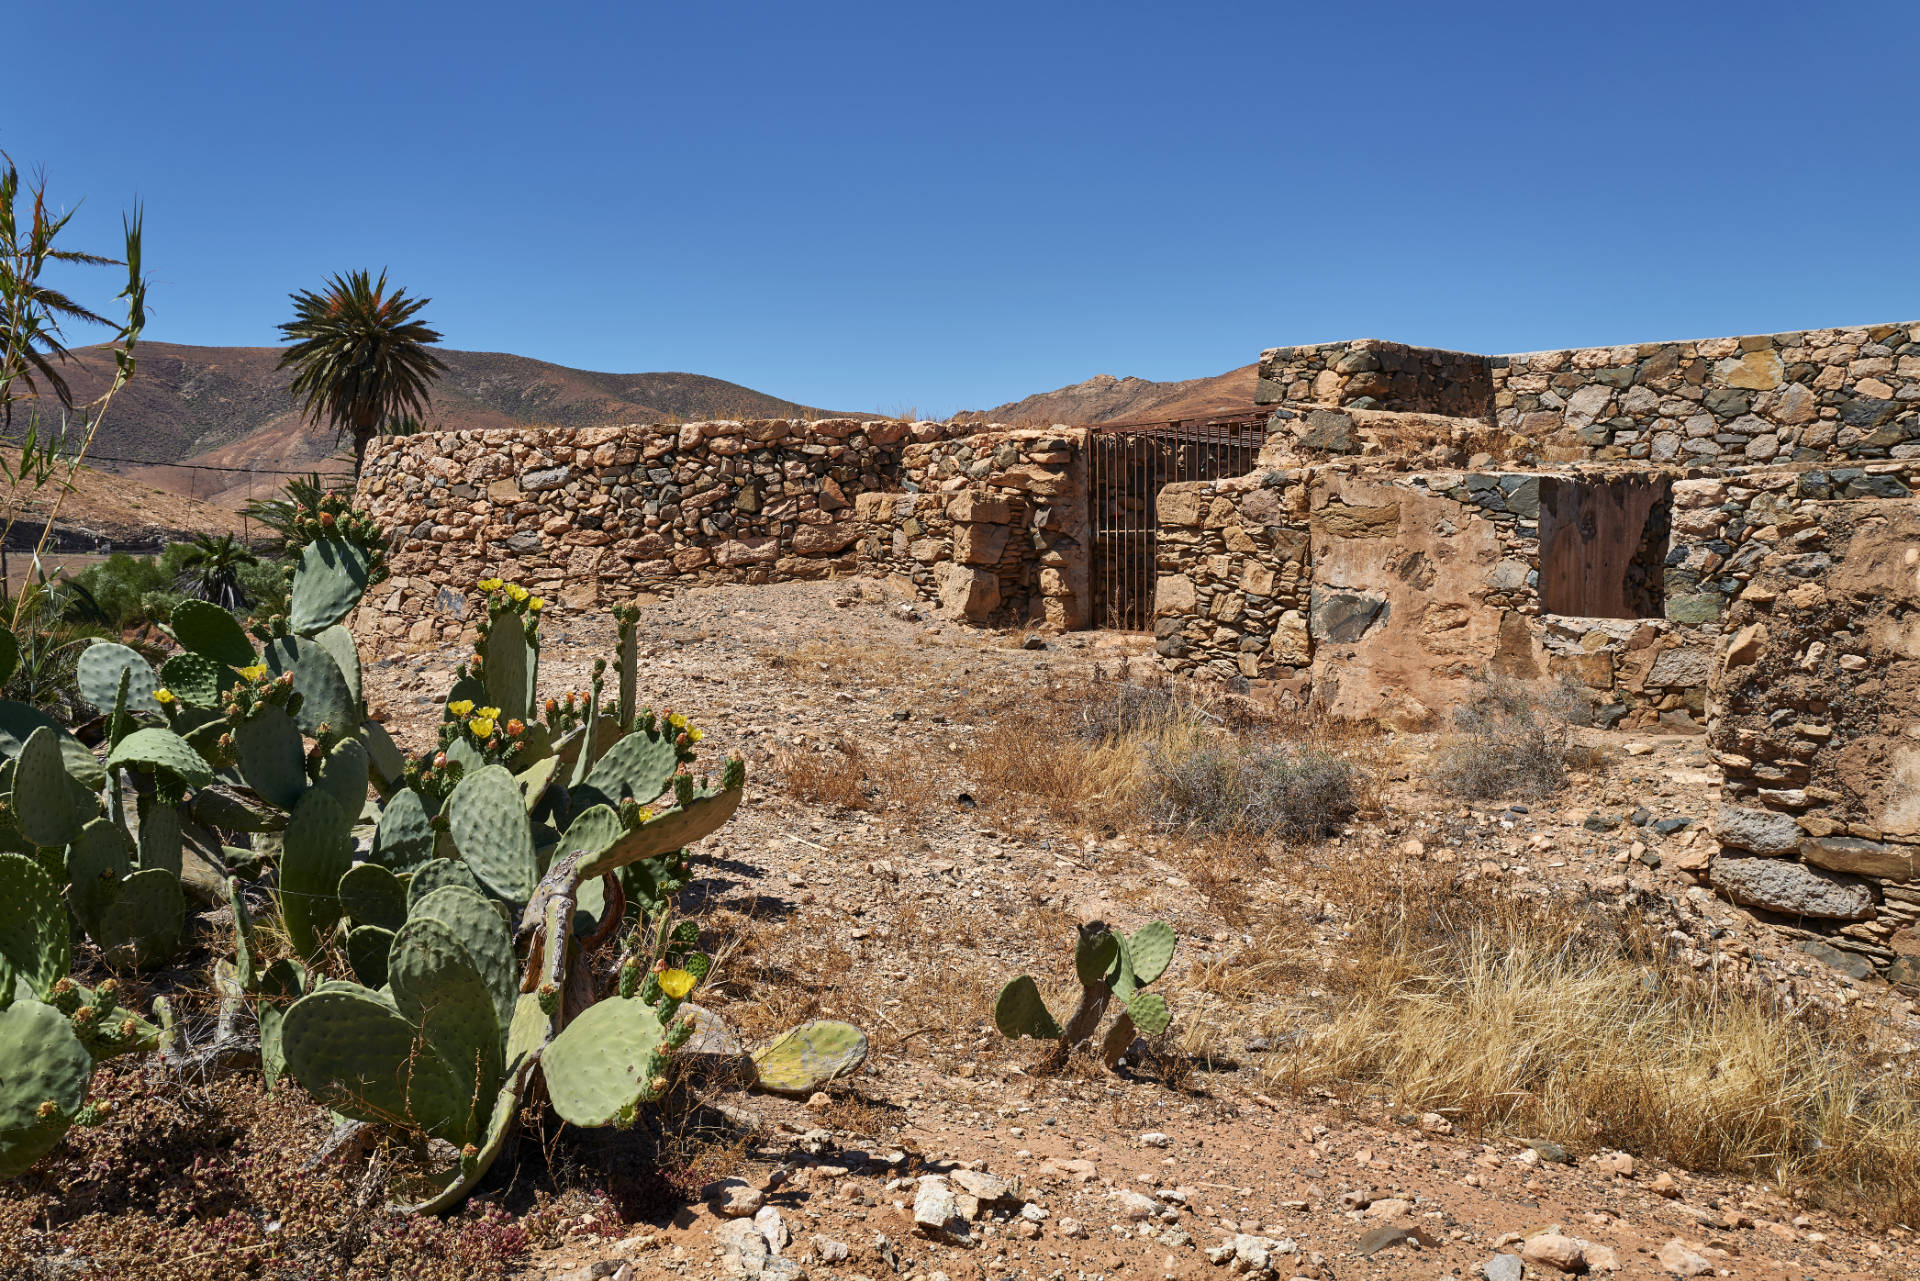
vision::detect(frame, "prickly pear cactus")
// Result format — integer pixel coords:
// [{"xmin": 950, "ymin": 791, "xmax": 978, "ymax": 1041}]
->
[
  {"xmin": 0, "ymin": 1000, "xmax": 95, "ymax": 1178},
  {"xmin": 751, "ymin": 1020, "xmax": 869, "ymax": 1096},
  {"xmin": 992, "ymin": 919, "xmax": 1179, "ymax": 1068},
  {"xmin": 540, "ymin": 994, "xmax": 667, "ymax": 1126}
]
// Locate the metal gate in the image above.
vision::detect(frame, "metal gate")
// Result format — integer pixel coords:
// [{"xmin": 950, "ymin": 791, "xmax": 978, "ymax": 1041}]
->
[{"xmin": 1087, "ymin": 410, "xmax": 1267, "ymax": 631}]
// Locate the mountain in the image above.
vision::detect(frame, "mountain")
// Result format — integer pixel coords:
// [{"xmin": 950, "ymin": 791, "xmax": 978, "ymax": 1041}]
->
[
  {"xmin": 962, "ymin": 362, "xmax": 1258, "ymax": 427},
  {"xmin": 48, "ymin": 343, "xmax": 848, "ymax": 507}
]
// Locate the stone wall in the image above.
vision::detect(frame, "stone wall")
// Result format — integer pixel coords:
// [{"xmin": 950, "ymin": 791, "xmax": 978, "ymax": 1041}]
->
[
  {"xmin": 1255, "ymin": 340, "xmax": 1494, "ymax": 420},
  {"xmin": 853, "ymin": 429, "xmax": 1089, "ymax": 629},
  {"xmin": 1492, "ymin": 322, "xmax": 1920, "ymax": 466},
  {"xmin": 354, "ymin": 419, "xmax": 972, "ymax": 639},
  {"xmin": 1152, "ymin": 470, "xmax": 1313, "ymax": 697},
  {"xmin": 1706, "ymin": 491, "xmax": 1920, "ymax": 983}
]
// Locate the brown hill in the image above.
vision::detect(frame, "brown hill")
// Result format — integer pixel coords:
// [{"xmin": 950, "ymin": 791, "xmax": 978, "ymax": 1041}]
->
[
  {"xmin": 48, "ymin": 343, "xmax": 848, "ymax": 507},
  {"xmin": 961, "ymin": 362, "xmax": 1258, "ymax": 426}
]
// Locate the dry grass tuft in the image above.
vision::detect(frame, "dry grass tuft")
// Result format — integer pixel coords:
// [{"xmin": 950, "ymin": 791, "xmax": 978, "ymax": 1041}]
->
[{"xmin": 1253, "ymin": 872, "xmax": 1920, "ymax": 1223}]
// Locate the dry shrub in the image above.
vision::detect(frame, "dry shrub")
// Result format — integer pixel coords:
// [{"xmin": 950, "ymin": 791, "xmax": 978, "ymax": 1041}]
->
[
  {"xmin": 773, "ymin": 735, "xmax": 945, "ymax": 822},
  {"xmin": 1430, "ymin": 674, "xmax": 1591, "ymax": 800},
  {"xmin": 966, "ymin": 676, "xmax": 1368, "ymax": 843},
  {"xmin": 1268, "ymin": 901, "xmax": 1920, "ymax": 1224}
]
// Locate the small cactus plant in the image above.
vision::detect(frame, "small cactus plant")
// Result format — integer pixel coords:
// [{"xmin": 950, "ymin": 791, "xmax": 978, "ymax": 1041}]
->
[{"xmin": 994, "ymin": 920, "xmax": 1178, "ymax": 1068}]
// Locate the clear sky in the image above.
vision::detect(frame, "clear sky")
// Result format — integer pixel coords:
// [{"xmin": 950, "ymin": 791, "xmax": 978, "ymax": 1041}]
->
[{"xmin": 13, "ymin": 1, "xmax": 1918, "ymax": 416}]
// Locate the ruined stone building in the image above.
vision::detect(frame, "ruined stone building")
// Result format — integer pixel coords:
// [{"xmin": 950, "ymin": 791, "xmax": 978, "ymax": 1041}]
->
[{"xmin": 354, "ymin": 320, "xmax": 1920, "ymax": 981}]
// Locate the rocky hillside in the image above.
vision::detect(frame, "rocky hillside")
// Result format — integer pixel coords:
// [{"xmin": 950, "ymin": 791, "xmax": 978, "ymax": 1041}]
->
[{"xmin": 963, "ymin": 362, "xmax": 1258, "ymax": 426}]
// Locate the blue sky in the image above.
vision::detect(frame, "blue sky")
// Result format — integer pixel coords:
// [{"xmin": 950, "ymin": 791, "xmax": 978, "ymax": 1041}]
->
[{"xmin": 14, "ymin": 2, "xmax": 1919, "ymax": 416}]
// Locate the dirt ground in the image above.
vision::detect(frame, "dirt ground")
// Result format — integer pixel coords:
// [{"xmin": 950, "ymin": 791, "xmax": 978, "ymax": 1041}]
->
[
  {"xmin": 357, "ymin": 578, "xmax": 1916, "ymax": 1281},
  {"xmin": 5, "ymin": 576, "xmax": 1916, "ymax": 1281}
]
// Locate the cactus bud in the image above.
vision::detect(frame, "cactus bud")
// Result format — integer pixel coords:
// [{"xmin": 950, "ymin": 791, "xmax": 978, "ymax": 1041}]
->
[
  {"xmin": 36, "ymin": 1100, "xmax": 57, "ymax": 1120},
  {"xmin": 72, "ymin": 1005, "xmax": 98, "ymax": 1029},
  {"xmin": 537, "ymin": 983, "xmax": 560, "ymax": 1016},
  {"xmin": 433, "ymin": 752, "xmax": 448, "ymax": 769}
]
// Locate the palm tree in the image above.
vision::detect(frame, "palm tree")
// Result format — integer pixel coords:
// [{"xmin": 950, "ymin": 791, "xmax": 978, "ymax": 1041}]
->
[
  {"xmin": 173, "ymin": 533, "xmax": 258, "ymax": 612},
  {"xmin": 277, "ymin": 270, "xmax": 445, "ymax": 475}
]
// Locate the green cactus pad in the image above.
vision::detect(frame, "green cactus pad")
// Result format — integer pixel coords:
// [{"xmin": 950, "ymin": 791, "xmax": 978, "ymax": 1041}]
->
[
  {"xmin": 89, "ymin": 867, "xmax": 186, "ymax": 970},
  {"xmin": 1107, "ymin": 934, "xmax": 1138, "ymax": 1001},
  {"xmin": 255, "ymin": 957, "xmax": 305, "ymax": 1088},
  {"xmin": 389, "ymin": 917, "xmax": 502, "ymax": 1139},
  {"xmin": 395, "ymin": 1054, "xmax": 528, "ymax": 1215},
  {"xmin": 446, "ymin": 765, "xmax": 537, "ymax": 905},
  {"xmin": 372, "ymin": 786, "xmax": 435, "ymax": 870},
  {"xmin": 312, "ymin": 624, "xmax": 362, "ymax": 709},
  {"xmin": 405, "ymin": 859, "xmax": 488, "ymax": 909},
  {"xmin": 361, "ymin": 722, "xmax": 407, "ymax": 793},
  {"xmin": 993, "ymin": 975, "xmax": 1063, "ymax": 1041},
  {"xmin": 346, "ymin": 924, "xmax": 395, "ymax": 988},
  {"xmin": 1074, "ymin": 929, "xmax": 1119, "ymax": 988},
  {"xmin": 540, "ymin": 994, "xmax": 665, "ymax": 1126},
  {"xmin": 409, "ymin": 885, "xmax": 517, "ymax": 1033},
  {"xmin": 752, "ymin": 1020, "xmax": 869, "ymax": 1096},
  {"xmin": 574, "ymin": 784, "xmax": 743, "ymax": 880},
  {"xmin": 1128, "ymin": 922, "xmax": 1175, "ymax": 987},
  {"xmin": 0, "ymin": 854, "xmax": 68, "ymax": 999},
  {"xmin": 0, "ymin": 999, "xmax": 93, "ymax": 1178},
  {"xmin": 168, "ymin": 599, "xmax": 256, "ymax": 667},
  {"xmin": 157, "ymin": 652, "xmax": 234, "ymax": 707},
  {"xmin": 515, "ymin": 756, "xmax": 561, "ymax": 812},
  {"xmin": 288, "ymin": 537, "xmax": 373, "ymax": 635},
  {"xmin": 578, "ymin": 728, "xmax": 679, "ymax": 809},
  {"xmin": 227, "ymin": 877, "xmax": 258, "ymax": 990},
  {"xmin": 279, "ymin": 788, "xmax": 354, "ymax": 959},
  {"xmin": 316, "ymin": 736, "xmax": 371, "ymax": 821},
  {"xmin": 76, "ymin": 643, "xmax": 160, "ymax": 716},
  {"xmin": 281, "ymin": 986, "xmax": 460, "ymax": 1132},
  {"xmin": 482, "ymin": 616, "xmax": 534, "ymax": 725},
  {"xmin": 0, "ymin": 703, "xmax": 104, "ymax": 790},
  {"xmin": 107, "ymin": 728, "xmax": 215, "ymax": 791},
  {"xmin": 557, "ymin": 804, "xmax": 623, "ymax": 862},
  {"xmin": 265, "ymin": 635, "xmax": 361, "ymax": 737},
  {"xmin": 235, "ymin": 706, "xmax": 308, "ymax": 810},
  {"xmin": 1125, "ymin": 990, "xmax": 1171, "ymax": 1036},
  {"xmin": 13, "ymin": 727, "xmax": 84, "ymax": 848},
  {"xmin": 190, "ymin": 785, "xmax": 288, "ymax": 833},
  {"xmin": 65, "ymin": 817, "xmax": 133, "ymax": 928},
  {"xmin": 338, "ymin": 863, "xmax": 408, "ymax": 931},
  {"xmin": 134, "ymin": 795, "xmax": 183, "ymax": 878}
]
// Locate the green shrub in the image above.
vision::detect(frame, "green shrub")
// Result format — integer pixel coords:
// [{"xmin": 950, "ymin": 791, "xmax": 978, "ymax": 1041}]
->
[{"xmin": 68, "ymin": 552, "xmax": 169, "ymax": 628}]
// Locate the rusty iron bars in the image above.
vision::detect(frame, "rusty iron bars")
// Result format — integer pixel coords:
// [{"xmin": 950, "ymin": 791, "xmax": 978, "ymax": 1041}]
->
[{"xmin": 1086, "ymin": 409, "xmax": 1268, "ymax": 631}]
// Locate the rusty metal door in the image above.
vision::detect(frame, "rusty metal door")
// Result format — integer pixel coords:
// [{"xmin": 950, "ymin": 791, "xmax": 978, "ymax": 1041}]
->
[{"xmin": 1087, "ymin": 411, "xmax": 1266, "ymax": 631}]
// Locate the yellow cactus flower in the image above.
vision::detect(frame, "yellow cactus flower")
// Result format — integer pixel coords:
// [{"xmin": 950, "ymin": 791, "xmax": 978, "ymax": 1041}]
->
[
  {"xmin": 154, "ymin": 688, "xmax": 176, "ymax": 705},
  {"xmin": 529, "ymin": 597, "xmax": 545, "ymax": 613},
  {"xmin": 657, "ymin": 969, "xmax": 696, "ymax": 1000},
  {"xmin": 687, "ymin": 727, "xmax": 704, "ymax": 743},
  {"xmin": 447, "ymin": 699, "xmax": 475, "ymax": 717},
  {"xmin": 469, "ymin": 717, "xmax": 497, "ymax": 738},
  {"xmin": 505, "ymin": 583, "xmax": 530, "ymax": 603},
  {"xmin": 667, "ymin": 712, "xmax": 688, "ymax": 730},
  {"xmin": 478, "ymin": 577, "xmax": 502, "ymax": 592},
  {"xmin": 635, "ymin": 806, "xmax": 653, "ymax": 824},
  {"xmin": 477, "ymin": 706, "xmax": 501, "ymax": 720},
  {"xmin": 238, "ymin": 663, "xmax": 268, "ymax": 682}
]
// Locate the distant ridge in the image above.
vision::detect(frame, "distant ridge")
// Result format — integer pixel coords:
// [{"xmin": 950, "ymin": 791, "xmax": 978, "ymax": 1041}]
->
[{"xmin": 960, "ymin": 362, "xmax": 1258, "ymax": 427}]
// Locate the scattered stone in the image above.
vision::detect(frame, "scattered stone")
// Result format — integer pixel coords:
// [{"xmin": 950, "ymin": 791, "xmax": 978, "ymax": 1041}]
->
[
  {"xmin": 1354, "ymin": 1225, "xmax": 1426, "ymax": 1256},
  {"xmin": 1656, "ymin": 1239, "xmax": 1714, "ymax": 1277},
  {"xmin": 1520, "ymin": 1233, "xmax": 1586, "ymax": 1273},
  {"xmin": 1110, "ymin": 1190, "xmax": 1160, "ymax": 1220},
  {"xmin": 810, "ymin": 1235, "xmax": 848, "ymax": 1264},
  {"xmin": 754, "ymin": 1205, "xmax": 790, "ymax": 1254},
  {"xmin": 912, "ymin": 1176, "xmax": 966, "ymax": 1240},
  {"xmin": 1363, "ymin": 1197, "xmax": 1413, "ymax": 1220},
  {"xmin": 708, "ymin": 1178, "xmax": 766, "ymax": 1219},
  {"xmin": 1139, "ymin": 1131, "xmax": 1172, "ymax": 1148},
  {"xmin": 1478, "ymin": 1253, "xmax": 1524, "ymax": 1281}
]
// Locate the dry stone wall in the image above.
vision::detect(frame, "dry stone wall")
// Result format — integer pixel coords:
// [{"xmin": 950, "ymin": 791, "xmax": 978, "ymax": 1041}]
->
[
  {"xmin": 1493, "ymin": 323, "xmax": 1920, "ymax": 466},
  {"xmin": 853, "ymin": 429, "xmax": 1089, "ymax": 629},
  {"xmin": 1706, "ymin": 486, "xmax": 1920, "ymax": 983},
  {"xmin": 1255, "ymin": 340, "xmax": 1494, "ymax": 420},
  {"xmin": 354, "ymin": 419, "xmax": 971, "ymax": 641}
]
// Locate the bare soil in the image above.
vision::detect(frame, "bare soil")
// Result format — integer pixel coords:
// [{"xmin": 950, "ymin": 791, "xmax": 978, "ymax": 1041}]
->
[{"xmin": 3, "ymin": 577, "xmax": 1914, "ymax": 1281}]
